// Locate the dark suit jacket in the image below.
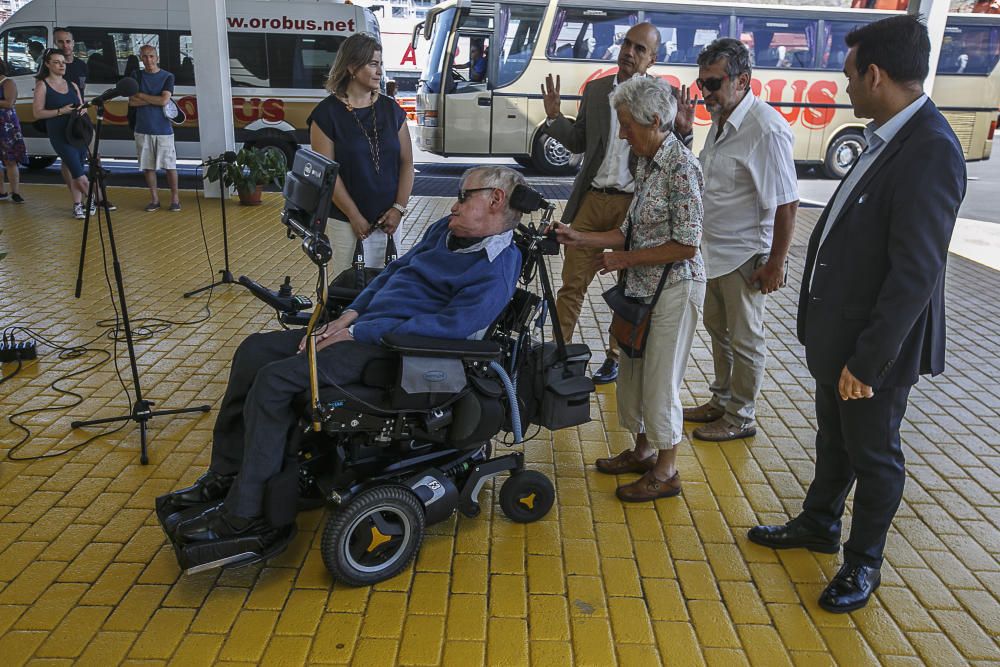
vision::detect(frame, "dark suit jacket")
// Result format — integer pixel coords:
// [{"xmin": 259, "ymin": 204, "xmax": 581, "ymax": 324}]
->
[
  {"xmin": 798, "ymin": 99, "xmax": 966, "ymax": 389},
  {"xmin": 543, "ymin": 74, "xmax": 636, "ymax": 224}
]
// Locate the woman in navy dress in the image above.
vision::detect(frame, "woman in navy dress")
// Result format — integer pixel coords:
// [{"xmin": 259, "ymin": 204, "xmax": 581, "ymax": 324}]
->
[
  {"xmin": 308, "ymin": 33, "xmax": 414, "ymax": 273},
  {"xmin": 32, "ymin": 48, "xmax": 91, "ymax": 219}
]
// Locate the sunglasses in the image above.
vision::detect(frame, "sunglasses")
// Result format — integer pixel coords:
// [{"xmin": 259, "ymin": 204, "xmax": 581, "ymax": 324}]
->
[
  {"xmin": 457, "ymin": 187, "xmax": 494, "ymax": 203},
  {"xmin": 696, "ymin": 75, "xmax": 729, "ymax": 92}
]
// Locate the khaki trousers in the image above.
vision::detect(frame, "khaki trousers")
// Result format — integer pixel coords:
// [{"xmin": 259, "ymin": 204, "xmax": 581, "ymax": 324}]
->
[
  {"xmin": 617, "ymin": 279, "xmax": 705, "ymax": 448},
  {"xmin": 556, "ymin": 191, "xmax": 632, "ymax": 358},
  {"xmin": 329, "ymin": 218, "xmax": 403, "ymax": 277},
  {"xmin": 703, "ymin": 259, "xmax": 768, "ymax": 427}
]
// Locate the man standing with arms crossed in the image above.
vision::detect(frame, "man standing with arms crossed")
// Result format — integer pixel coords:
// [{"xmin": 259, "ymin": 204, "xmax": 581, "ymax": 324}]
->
[
  {"xmin": 749, "ymin": 15, "xmax": 966, "ymax": 613},
  {"xmin": 540, "ymin": 22, "xmax": 661, "ymax": 384},
  {"xmin": 676, "ymin": 38, "xmax": 799, "ymax": 441},
  {"xmin": 129, "ymin": 45, "xmax": 181, "ymax": 212}
]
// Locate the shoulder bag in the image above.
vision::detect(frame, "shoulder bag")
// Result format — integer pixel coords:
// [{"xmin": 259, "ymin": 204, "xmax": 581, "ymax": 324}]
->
[{"xmin": 601, "ymin": 224, "xmax": 672, "ymax": 359}]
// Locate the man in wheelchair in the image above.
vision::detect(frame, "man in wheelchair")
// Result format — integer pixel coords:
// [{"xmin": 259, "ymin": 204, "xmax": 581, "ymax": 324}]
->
[{"xmin": 158, "ymin": 167, "xmax": 528, "ymax": 565}]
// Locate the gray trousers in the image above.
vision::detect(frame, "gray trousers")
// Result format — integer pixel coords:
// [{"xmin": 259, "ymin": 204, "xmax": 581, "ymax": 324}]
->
[
  {"xmin": 210, "ymin": 329, "xmax": 393, "ymax": 519},
  {"xmin": 703, "ymin": 260, "xmax": 768, "ymax": 427}
]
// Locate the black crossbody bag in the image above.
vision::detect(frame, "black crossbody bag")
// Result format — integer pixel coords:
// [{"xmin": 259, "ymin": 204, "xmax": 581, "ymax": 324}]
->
[{"xmin": 601, "ymin": 224, "xmax": 672, "ymax": 359}]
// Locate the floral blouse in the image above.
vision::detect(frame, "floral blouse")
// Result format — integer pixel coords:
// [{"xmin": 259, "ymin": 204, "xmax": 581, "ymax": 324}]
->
[{"xmin": 620, "ymin": 133, "xmax": 706, "ymax": 297}]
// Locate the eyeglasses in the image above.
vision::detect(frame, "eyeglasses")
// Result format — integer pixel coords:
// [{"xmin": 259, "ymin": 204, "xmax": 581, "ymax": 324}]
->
[
  {"xmin": 696, "ymin": 75, "xmax": 729, "ymax": 92},
  {"xmin": 457, "ymin": 187, "xmax": 494, "ymax": 203}
]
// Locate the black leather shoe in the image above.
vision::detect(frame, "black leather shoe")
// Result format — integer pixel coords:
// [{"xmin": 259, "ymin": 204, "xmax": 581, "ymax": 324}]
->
[
  {"xmin": 167, "ymin": 470, "xmax": 235, "ymax": 508},
  {"xmin": 819, "ymin": 563, "xmax": 881, "ymax": 613},
  {"xmin": 747, "ymin": 522, "xmax": 841, "ymax": 554},
  {"xmin": 174, "ymin": 503, "xmax": 272, "ymax": 544},
  {"xmin": 592, "ymin": 357, "xmax": 619, "ymax": 384}
]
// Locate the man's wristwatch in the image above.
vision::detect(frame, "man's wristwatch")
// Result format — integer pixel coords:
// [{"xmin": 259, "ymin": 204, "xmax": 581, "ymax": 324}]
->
[{"xmin": 391, "ymin": 203, "xmax": 408, "ymax": 216}]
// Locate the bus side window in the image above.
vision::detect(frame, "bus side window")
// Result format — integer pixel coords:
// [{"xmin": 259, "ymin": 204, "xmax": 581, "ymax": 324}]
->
[
  {"xmin": 646, "ymin": 12, "xmax": 726, "ymax": 64},
  {"xmin": 737, "ymin": 17, "xmax": 819, "ymax": 69},
  {"xmin": 938, "ymin": 24, "xmax": 1000, "ymax": 74},
  {"xmin": 229, "ymin": 33, "xmax": 269, "ymax": 87},
  {"xmin": 821, "ymin": 21, "xmax": 865, "ymax": 70},
  {"xmin": 268, "ymin": 34, "xmax": 346, "ymax": 89},
  {"xmin": 174, "ymin": 33, "xmax": 196, "ymax": 86},
  {"xmin": 1, "ymin": 26, "xmax": 47, "ymax": 76},
  {"xmin": 546, "ymin": 8, "xmax": 637, "ymax": 61}
]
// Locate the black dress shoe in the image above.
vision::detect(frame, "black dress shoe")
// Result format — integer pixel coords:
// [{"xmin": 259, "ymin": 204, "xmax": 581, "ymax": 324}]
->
[
  {"xmin": 592, "ymin": 357, "xmax": 619, "ymax": 384},
  {"xmin": 167, "ymin": 470, "xmax": 235, "ymax": 508},
  {"xmin": 175, "ymin": 503, "xmax": 272, "ymax": 544},
  {"xmin": 747, "ymin": 522, "xmax": 841, "ymax": 554},
  {"xmin": 819, "ymin": 563, "xmax": 881, "ymax": 613}
]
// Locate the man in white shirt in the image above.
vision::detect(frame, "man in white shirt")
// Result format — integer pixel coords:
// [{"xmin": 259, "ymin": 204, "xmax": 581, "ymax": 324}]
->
[
  {"xmin": 676, "ymin": 38, "xmax": 799, "ymax": 442},
  {"xmin": 540, "ymin": 22, "xmax": 661, "ymax": 384}
]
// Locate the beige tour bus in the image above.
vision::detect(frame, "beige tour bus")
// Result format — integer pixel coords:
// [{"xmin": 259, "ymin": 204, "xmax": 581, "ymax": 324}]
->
[
  {"xmin": 0, "ymin": 0, "xmax": 380, "ymax": 168},
  {"xmin": 413, "ymin": 0, "xmax": 1000, "ymax": 176}
]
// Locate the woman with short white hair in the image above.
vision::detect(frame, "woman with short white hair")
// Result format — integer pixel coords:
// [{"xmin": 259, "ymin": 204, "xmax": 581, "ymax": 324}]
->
[{"xmin": 555, "ymin": 76, "xmax": 706, "ymax": 502}]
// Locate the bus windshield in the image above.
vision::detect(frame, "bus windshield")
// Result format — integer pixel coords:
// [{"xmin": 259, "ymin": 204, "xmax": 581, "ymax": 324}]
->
[{"xmin": 422, "ymin": 7, "xmax": 457, "ymax": 93}]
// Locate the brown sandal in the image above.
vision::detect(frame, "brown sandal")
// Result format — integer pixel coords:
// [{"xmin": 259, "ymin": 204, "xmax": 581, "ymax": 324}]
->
[
  {"xmin": 595, "ymin": 449, "xmax": 656, "ymax": 475},
  {"xmin": 616, "ymin": 471, "xmax": 682, "ymax": 502}
]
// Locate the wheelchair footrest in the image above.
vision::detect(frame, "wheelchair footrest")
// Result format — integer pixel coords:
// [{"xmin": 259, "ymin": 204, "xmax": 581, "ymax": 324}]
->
[
  {"xmin": 457, "ymin": 452, "xmax": 524, "ymax": 518},
  {"xmin": 170, "ymin": 524, "xmax": 297, "ymax": 576}
]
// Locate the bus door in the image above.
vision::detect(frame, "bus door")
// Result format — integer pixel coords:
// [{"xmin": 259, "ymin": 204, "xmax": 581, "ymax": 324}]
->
[
  {"xmin": 490, "ymin": 4, "xmax": 545, "ymax": 155},
  {"xmin": 443, "ymin": 28, "xmax": 494, "ymax": 154}
]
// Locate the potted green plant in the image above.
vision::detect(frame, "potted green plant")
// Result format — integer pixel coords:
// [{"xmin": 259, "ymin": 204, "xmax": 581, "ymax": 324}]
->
[{"xmin": 206, "ymin": 147, "xmax": 287, "ymax": 205}]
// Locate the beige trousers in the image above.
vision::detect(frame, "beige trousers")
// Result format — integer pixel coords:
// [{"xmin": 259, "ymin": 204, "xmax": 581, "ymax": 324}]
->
[
  {"xmin": 556, "ymin": 190, "xmax": 632, "ymax": 358},
  {"xmin": 617, "ymin": 279, "xmax": 705, "ymax": 449},
  {"xmin": 329, "ymin": 218, "xmax": 403, "ymax": 276}
]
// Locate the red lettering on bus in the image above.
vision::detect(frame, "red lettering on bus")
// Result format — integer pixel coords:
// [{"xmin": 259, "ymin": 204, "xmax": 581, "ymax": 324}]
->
[
  {"xmin": 401, "ymin": 44, "xmax": 418, "ymax": 66},
  {"xmin": 802, "ymin": 80, "xmax": 837, "ymax": 129},
  {"xmin": 261, "ymin": 99, "xmax": 285, "ymax": 122},
  {"xmin": 763, "ymin": 79, "xmax": 809, "ymax": 125},
  {"xmin": 233, "ymin": 97, "xmax": 261, "ymax": 123}
]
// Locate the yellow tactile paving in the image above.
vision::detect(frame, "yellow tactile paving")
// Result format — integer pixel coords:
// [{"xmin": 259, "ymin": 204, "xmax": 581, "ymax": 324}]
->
[{"xmin": 0, "ymin": 183, "xmax": 998, "ymax": 665}]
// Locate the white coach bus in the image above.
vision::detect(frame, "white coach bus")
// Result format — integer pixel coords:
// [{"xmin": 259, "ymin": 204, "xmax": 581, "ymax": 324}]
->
[{"xmin": 0, "ymin": 0, "xmax": 381, "ymax": 167}]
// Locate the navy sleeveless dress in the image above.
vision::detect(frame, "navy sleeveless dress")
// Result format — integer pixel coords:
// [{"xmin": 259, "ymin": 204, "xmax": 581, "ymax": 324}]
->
[{"xmin": 43, "ymin": 79, "xmax": 87, "ymax": 178}]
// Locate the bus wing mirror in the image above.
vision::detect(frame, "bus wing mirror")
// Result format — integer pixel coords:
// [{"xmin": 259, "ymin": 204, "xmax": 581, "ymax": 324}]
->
[{"xmin": 412, "ymin": 21, "xmax": 424, "ymax": 51}]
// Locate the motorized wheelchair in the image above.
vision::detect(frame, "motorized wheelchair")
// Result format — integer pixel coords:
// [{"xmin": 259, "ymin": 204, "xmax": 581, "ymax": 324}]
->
[{"xmin": 156, "ymin": 150, "xmax": 594, "ymax": 586}]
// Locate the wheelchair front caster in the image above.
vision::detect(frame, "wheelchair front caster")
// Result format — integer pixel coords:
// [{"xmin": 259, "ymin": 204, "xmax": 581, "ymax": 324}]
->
[
  {"xmin": 321, "ymin": 484, "xmax": 425, "ymax": 586},
  {"xmin": 499, "ymin": 470, "xmax": 554, "ymax": 523}
]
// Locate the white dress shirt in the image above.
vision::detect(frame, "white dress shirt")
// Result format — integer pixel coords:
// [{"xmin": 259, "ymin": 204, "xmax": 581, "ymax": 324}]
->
[
  {"xmin": 811, "ymin": 95, "xmax": 928, "ymax": 274},
  {"xmin": 699, "ymin": 91, "xmax": 798, "ymax": 279},
  {"xmin": 590, "ymin": 76, "xmax": 635, "ymax": 193}
]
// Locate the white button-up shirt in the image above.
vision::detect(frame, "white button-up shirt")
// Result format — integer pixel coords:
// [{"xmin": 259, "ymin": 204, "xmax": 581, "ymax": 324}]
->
[
  {"xmin": 591, "ymin": 76, "xmax": 635, "ymax": 193},
  {"xmin": 808, "ymin": 94, "xmax": 928, "ymax": 289},
  {"xmin": 699, "ymin": 91, "xmax": 798, "ymax": 279}
]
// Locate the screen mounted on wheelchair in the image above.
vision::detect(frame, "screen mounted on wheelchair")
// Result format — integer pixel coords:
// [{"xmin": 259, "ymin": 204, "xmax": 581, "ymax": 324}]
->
[{"xmin": 282, "ymin": 149, "xmax": 338, "ymax": 240}]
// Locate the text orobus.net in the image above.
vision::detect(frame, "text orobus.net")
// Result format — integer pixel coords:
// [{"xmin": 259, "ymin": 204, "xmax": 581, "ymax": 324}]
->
[{"xmin": 226, "ymin": 16, "xmax": 357, "ymax": 33}]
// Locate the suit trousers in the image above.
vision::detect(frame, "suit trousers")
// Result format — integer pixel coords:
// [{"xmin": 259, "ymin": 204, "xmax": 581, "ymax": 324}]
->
[
  {"xmin": 556, "ymin": 190, "xmax": 632, "ymax": 358},
  {"xmin": 702, "ymin": 260, "xmax": 768, "ymax": 426},
  {"xmin": 210, "ymin": 328, "xmax": 393, "ymax": 519},
  {"xmin": 799, "ymin": 382, "xmax": 912, "ymax": 568}
]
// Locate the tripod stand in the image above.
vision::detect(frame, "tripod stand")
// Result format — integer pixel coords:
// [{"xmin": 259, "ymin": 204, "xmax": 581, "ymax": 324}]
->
[
  {"xmin": 184, "ymin": 156, "xmax": 239, "ymax": 297},
  {"xmin": 72, "ymin": 100, "xmax": 211, "ymax": 464}
]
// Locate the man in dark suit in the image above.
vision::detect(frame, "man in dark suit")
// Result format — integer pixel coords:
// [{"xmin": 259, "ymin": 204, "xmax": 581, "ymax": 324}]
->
[
  {"xmin": 539, "ymin": 22, "xmax": 661, "ymax": 384},
  {"xmin": 748, "ymin": 15, "xmax": 967, "ymax": 613}
]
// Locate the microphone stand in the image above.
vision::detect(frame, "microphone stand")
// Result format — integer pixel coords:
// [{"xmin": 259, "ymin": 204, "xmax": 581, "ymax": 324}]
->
[
  {"xmin": 184, "ymin": 156, "xmax": 239, "ymax": 297},
  {"xmin": 71, "ymin": 100, "xmax": 211, "ymax": 464}
]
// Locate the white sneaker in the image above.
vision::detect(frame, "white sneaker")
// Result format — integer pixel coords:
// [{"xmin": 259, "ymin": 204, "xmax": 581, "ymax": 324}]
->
[
  {"xmin": 73, "ymin": 203, "xmax": 85, "ymax": 219},
  {"xmin": 89, "ymin": 202, "xmax": 97, "ymax": 215}
]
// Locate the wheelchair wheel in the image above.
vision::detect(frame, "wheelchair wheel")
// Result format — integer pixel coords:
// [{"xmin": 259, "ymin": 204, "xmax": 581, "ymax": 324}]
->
[
  {"xmin": 499, "ymin": 470, "xmax": 554, "ymax": 523},
  {"xmin": 321, "ymin": 485, "xmax": 425, "ymax": 586}
]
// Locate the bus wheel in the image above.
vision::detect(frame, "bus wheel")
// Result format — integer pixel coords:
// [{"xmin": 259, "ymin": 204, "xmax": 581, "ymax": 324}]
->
[
  {"xmin": 26, "ymin": 156, "xmax": 57, "ymax": 170},
  {"xmin": 246, "ymin": 132, "xmax": 296, "ymax": 170},
  {"xmin": 531, "ymin": 134, "xmax": 581, "ymax": 176},
  {"xmin": 823, "ymin": 131, "xmax": 866, "ymax": 179}
]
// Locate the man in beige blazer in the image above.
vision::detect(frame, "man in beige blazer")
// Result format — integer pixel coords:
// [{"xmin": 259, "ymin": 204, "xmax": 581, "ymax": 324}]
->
[{"xmin": 541, "ymin": 22, "xmax": 661, "ymax": 383}]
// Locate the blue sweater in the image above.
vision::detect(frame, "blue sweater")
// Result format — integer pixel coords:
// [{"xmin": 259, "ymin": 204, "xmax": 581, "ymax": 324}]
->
[{"xmin": 349, "ymin": 218, "xmax": 521, "ymax": 345}]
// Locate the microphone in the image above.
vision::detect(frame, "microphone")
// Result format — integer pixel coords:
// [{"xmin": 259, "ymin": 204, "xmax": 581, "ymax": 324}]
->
[
  {"xmin": 201, "ymin": 151, "xmax": 238, "ymax": 167},
  {"xmin": 239, "ymin": 275, "xmax": 313, "ymax": 314},
  {"xmin": 82, "ymin": 76, "xmax": 139, "ymax": 108}
]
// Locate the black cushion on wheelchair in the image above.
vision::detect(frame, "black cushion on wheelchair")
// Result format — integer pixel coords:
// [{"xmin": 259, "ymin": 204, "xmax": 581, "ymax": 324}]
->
[{"xmin": 381, "ymin": 333, "xmax": 502, "ymax": 360}]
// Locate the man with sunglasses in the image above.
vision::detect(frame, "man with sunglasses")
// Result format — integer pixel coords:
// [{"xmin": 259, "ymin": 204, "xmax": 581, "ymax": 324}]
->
[
  {"xmin": 163, "ymin": 167, "xmax": 526, "ymax": 551},
  {"xmin": 539, "ymin": 22, "xmax": 663, "ymax": 385},
  {"xmin": 674, "ymin": 38, "xmax": 799, "ymax": 442}
]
